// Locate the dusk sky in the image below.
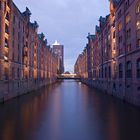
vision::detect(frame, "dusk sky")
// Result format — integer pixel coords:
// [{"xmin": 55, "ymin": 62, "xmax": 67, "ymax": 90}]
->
[{"xmin": 13, "ymin": 0, "xmax": 109, "ymax": 72}]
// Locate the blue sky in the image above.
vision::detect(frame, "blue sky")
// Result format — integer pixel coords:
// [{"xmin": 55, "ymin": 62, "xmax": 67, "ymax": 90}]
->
[{"xmin": 13, "ymin": 0, "xmax": 109, "ymax": 72}]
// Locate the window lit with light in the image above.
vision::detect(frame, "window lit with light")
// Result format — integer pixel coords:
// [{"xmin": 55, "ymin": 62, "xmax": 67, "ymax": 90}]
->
[
  {"xmin": 125, "ymin": 14, "xmax": 131, "ymax": 24},
  {"xmin": 126, "ymin": 61, "xmax": 132, "ymax": 78},
  {"xmin": 136, "ymin": 5, "xmax": 140, "ymax": 14},
  {"xmin": 137, "ymin": 39, "xmax": 140, "ymax": 48},
  {"xmin": 119, "ymin": 63, "xmax": 123, "ymax": 78},
  {"xmin": 118, "ymin": 22, "xmax": 122, "ymax": 31},
  {"xmin": 136, "ymin": 21, "xmax": 140, "ymax": 30}
]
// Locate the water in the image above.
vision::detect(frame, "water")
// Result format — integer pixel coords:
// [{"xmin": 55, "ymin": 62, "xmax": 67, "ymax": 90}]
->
[{"xmin": 0, "ymin": 80, "xmax": 140, "ymax": 140}]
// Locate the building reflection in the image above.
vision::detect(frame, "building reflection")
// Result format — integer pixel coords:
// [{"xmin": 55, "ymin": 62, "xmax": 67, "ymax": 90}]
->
[{"xmin": 0, "ymin": 80, "xmax": 140, "ymax": 140}]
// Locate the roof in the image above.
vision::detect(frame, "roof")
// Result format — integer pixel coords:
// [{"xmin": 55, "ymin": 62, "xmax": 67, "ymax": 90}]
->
[{"xmin": 87, "ymin": 33, "xmax": 96, "ymax": 40}]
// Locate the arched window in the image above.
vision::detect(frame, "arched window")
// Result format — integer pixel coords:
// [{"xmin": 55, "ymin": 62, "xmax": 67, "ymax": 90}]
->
[
  {"xmin": 137, "ymin": 58, "xmax": 140, "ymax": 78},
  {"xmin": 126, "ymin": 61, "xmax": 132, "ymax": 78},
  {"xmin": 119, "ymin": 63, "xmax": 123, "ymax": 78},
  {"xmin": 105, "ymin": 67, "xmax": 107, "ymax": 78},
  {"xmin": 108, "ymin": 66, "xmax": 111, "ymax": 78}
]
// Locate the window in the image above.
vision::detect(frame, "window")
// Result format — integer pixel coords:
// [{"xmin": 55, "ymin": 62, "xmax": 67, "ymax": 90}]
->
[
  {"xmin": 127, "ymin": 44, "xmax": 131, "ymax": 52},
  {"xmin": 18, "ymin": 32, "xmax": 20, "ymax": 41},
  {"xmin": 108, "ymin": 66, "xmax": 111, "ymax": 78},
  {"xmin": 7, "ymin": 0, "xmax": 10, "ymax": 7},
  {"xmin": 4, "ymin": 51, "xmax": 8, "ymax": 62},
  {"xmin": 119, "ymin": 63, "xmax": 123, "ymax": 78},
  {"xmin": 17, "ymin": 68, "xmax": 20, "ymax": 78},
  {"xmin": 137, "ymin": 39, "xmax": 140, "ymax": 48},
  {"xmin": 99, "ymin": 69, "xmax": 101, "ymax": 78},
  {"xmin": 126, "ymin": 61, "xmax": 132, "ymax": 78},
  {"xmin": 5, "ymin": 24, "xmax": 9, "ymax": 34},
  {"xmin": 6, "ymin": 12, "xmax": 9, "ymax": 20},
  {"xmin": 5, "ymin": 38, "xmax": 8, "ymax": 48},
  {"xmin": 113, "ymin": 20, "xmax": 115, "ymax": 28},
  {"xmin": 126, "ymin": 28, "xmax": 131, "ymax": 39},
  {"xmin": 136, "ymin": 5, "xmax": 140, "ymax": 14},
  {"xmin": 113, "ymin": 31, "xmax": 115, "ymax": 39},
  {"xmin": 125, "ymin": 0, "xmax": 130, "ymax": 9},
  {"xmin": 4, "ymin": 68, "xmax": 9, "ymax": 80},
  {"xmin": 118, "ymin": 22, "xmax": 122, "ymax": 31},
  {"xmin": 136, "ymin": 21, "xmax": 140, "ymax": 30},
  {"xmin": 119, "ymin": 35, "xmax": 122, "ymax": 44},
  {"xmin": 13, "ymin": 28, "xmax": 15, "ymax": 36},
  {"xmin": 118, "ymin": 10, "xmax": 122, "ymax": 19},
  {"xmin": 0, "ymin": 1, "xmax": 1, "ymax": 10},
  {"xmin": 13, "ymin": 16, "xmax": 15, "ymax": 24},
  {"xmin": 137, "ymin": 58, "xmax": 140, "ymax": 78},
  {"xmin": 12, "ymin": 67, "xmax": 15, "ymax": 79},
  {"xmin": 12, "ymin": 53, "xmax": 14, "ymax": 61},
  {"xmin": 105, "ymin": 67, "xmax": 107, "ymax": 78},
  {"xmin": 19, "ymin": 21, "xmax": 20, "ymax": 28},
  {"xmin": 125, "ymin": 14, "xmax": 131, "ymax": 24},
  {"xmin": 4, "ymin": 2, "xmax": 6, "ymax": 11}
]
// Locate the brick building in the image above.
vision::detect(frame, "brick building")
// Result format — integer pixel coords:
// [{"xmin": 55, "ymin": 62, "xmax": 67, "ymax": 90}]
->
[
  {"xmin": 75, "ymin": 0, "xmax": 140, "ymax": 106},
  {"xmin": 0, "ymin": 0, "xmax": 59, "ymax": 102}
]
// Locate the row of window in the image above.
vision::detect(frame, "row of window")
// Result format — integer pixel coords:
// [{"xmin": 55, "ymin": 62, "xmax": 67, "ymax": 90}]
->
[
  {"xmin": 118, "ymin": 37, "xmax": 140, "ymax": 49},
  {"xmin": 118, "ymin": 20, "xmax": 140, "ymax": 32},
  {"xmin": 119, "ymin": 59, "xmax": 140, "ymax": 78},
  {"xmin": 117, "ymin": 2, "xmax": 140, "ymax": 19},
  {"xmin": 95, "ymin": 58, "xmax": 140, "ymax": 79}
]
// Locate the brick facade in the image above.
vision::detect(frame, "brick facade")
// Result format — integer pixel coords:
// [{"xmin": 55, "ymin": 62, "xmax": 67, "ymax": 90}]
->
[
  {"xmin": 0, "ymin": 0, "xmax": 59, "ymax": 102},
  {"xmin": 75, "ymin": 0, "xmax": 140, "ymax": 106}
]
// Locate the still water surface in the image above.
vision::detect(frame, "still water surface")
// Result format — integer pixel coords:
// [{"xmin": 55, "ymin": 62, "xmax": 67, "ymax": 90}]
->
[{"xmin": 0, "ymin": 80, "xmax": 140, "ymax": 140}]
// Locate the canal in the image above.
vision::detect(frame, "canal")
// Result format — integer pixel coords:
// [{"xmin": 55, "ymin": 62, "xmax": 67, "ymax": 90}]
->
[{"xmin": 0, "ymin": 80, "xmax": 140, "ymax": 140}]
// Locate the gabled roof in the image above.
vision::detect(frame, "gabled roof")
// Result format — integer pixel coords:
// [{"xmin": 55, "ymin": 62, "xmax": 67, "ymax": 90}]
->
[
  {"xmin": 95, "ymin": 25, "xmax": 100, "ymax": 33},
  {"xmin": 87, "ymin": 33, "xmax": 96, "ymax": 40}
]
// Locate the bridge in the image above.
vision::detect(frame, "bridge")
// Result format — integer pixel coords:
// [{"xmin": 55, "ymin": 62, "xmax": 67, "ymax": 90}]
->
[{"xmin": 57, "ymin": 74, "xmax": 80, "ymax": 80}]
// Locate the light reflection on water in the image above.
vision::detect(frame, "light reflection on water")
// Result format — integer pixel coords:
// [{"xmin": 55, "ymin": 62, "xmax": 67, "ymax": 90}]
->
[{"xmin": 0, "ymin": 80, "xmax": 140, "ymax": 140}]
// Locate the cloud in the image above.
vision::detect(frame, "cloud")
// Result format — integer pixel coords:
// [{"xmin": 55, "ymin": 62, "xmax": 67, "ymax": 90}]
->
[{"xmin": 13, "ymin": 0, "xmax": 109, "ymax": 72}]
